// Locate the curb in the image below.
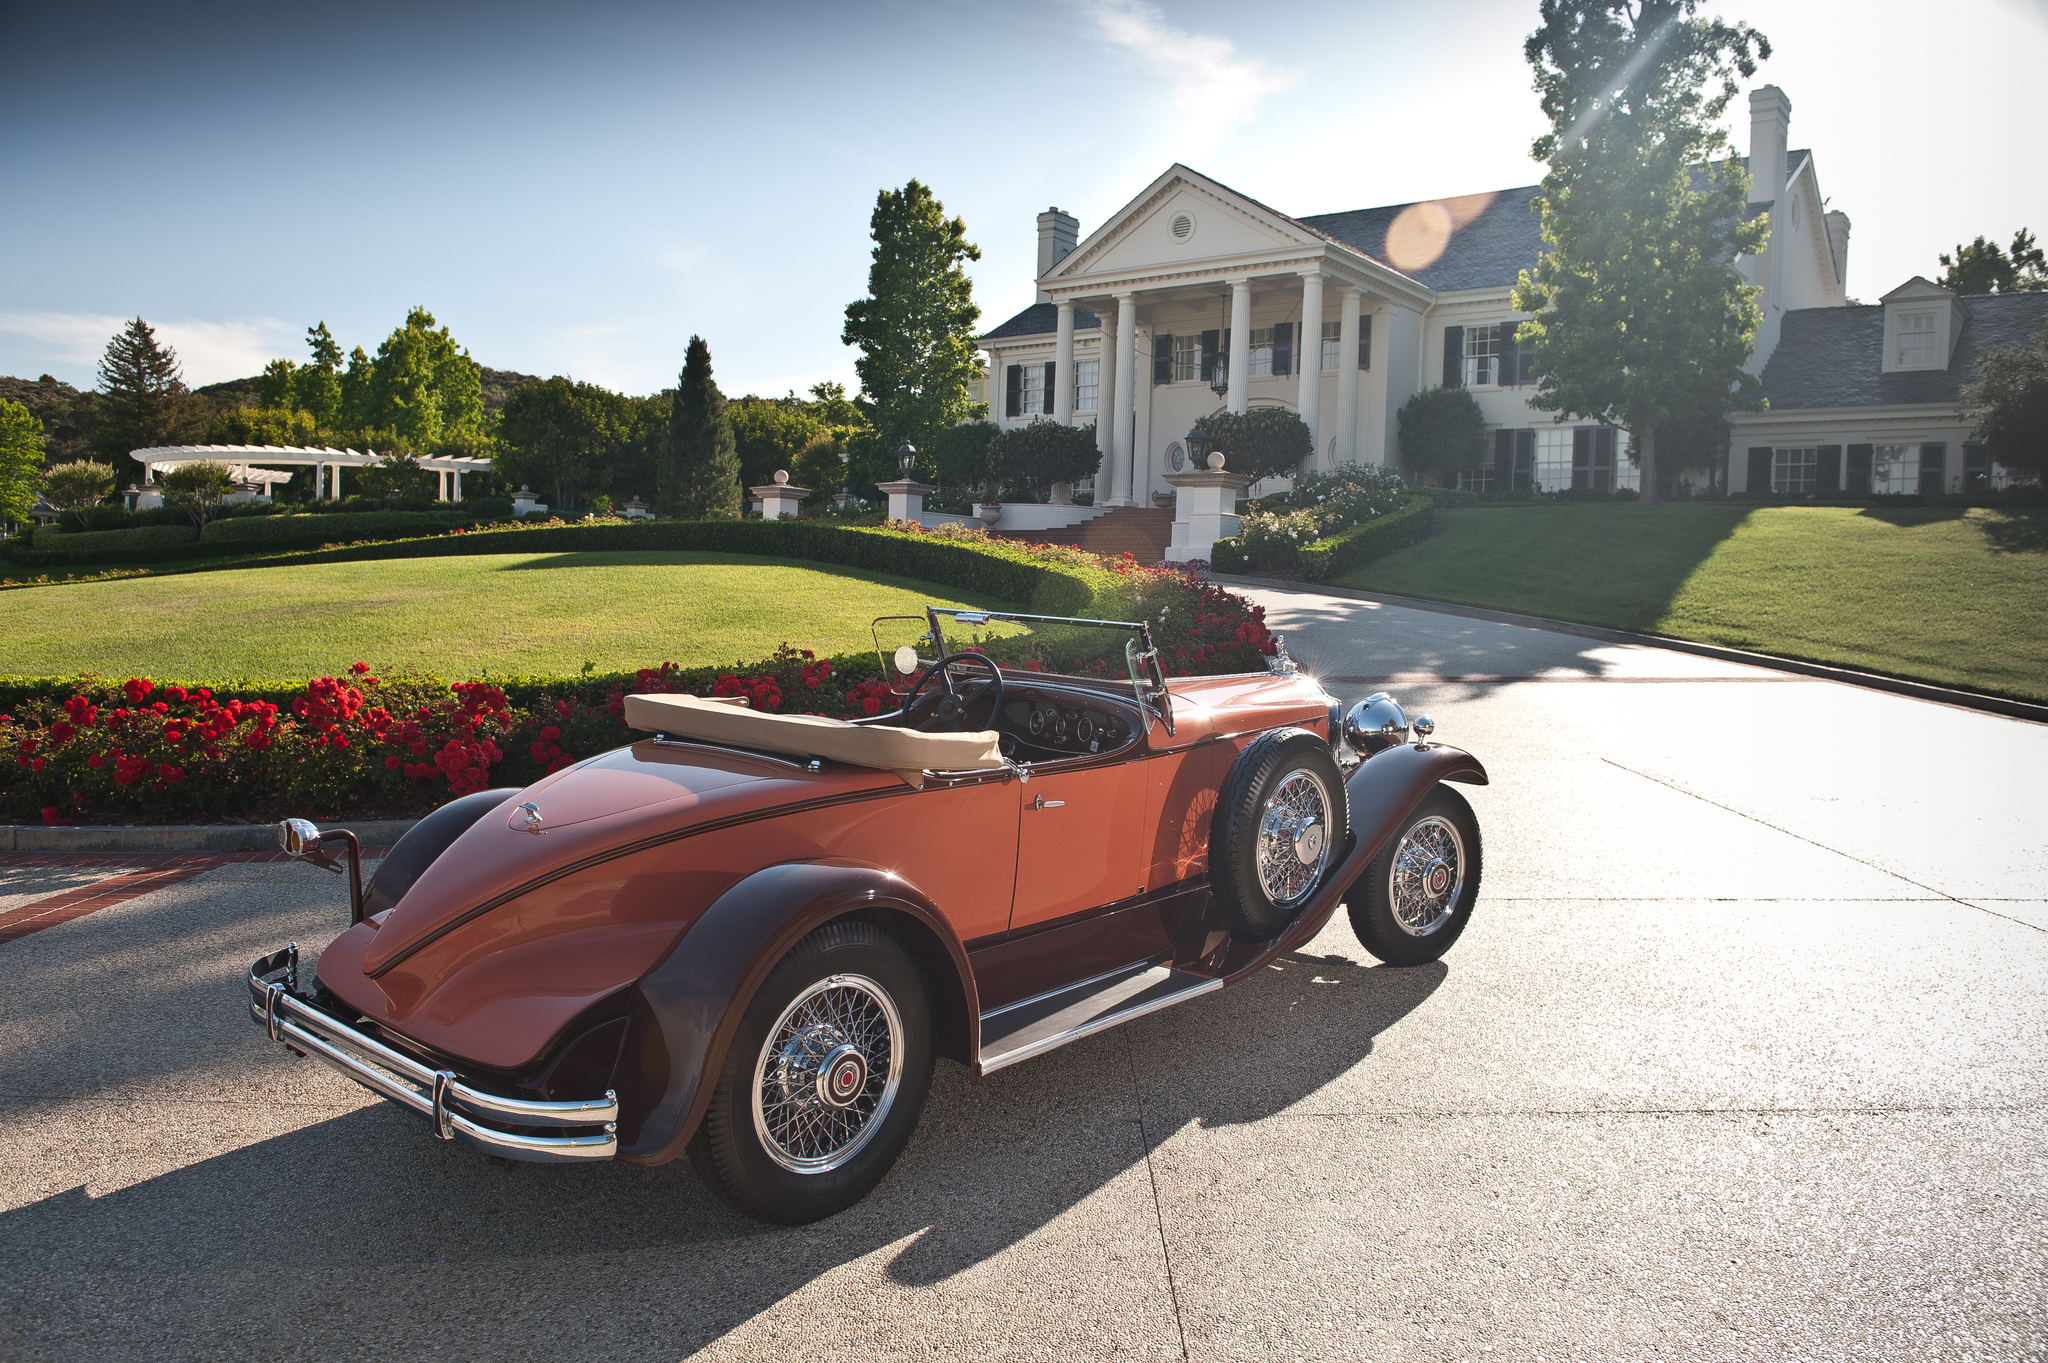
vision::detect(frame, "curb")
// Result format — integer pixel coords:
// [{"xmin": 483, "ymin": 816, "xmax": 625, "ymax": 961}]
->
[
  {"xmin": 1, "ymin": 819, "xmax": 419, "ymax": 855},
  {"xmin": 1214, "ymin": 573, "xmax": 2048, "ymax": 725}
]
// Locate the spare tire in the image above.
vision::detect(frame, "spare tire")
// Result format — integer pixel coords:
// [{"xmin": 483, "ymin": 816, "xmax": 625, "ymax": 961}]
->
[{"xmin": 1209, "ymin": 728, "xmax": 1347, "ymax": 942}]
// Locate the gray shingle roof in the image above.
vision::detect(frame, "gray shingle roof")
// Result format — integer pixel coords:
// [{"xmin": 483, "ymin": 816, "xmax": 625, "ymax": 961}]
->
[
  {"xmin": 1299, "ymin": 185, "xmax": 1544, "ymax": 292},
  {"xmin": 981, "ymin": 302, "xmax": 1101, "ymax": 342},
  {"xmin": 1756, "ymin": 292, "xmax": 2048, "ymax": 410}
]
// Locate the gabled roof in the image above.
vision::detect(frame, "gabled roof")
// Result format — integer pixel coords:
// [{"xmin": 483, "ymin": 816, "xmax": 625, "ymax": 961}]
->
[
  {"xmin": 1755, "ymin": 292, "xmax": 2048, "ymax": 410},
  {"xmin": 981, "ymin": 302, "xmax": 1100, "ymax": 342},
  {"xmin": 1298, "ymin": 186, "xmax": 1543, "ymax": 292}
]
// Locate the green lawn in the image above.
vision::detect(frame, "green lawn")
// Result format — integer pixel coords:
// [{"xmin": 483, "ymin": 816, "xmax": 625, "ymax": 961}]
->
[
  {"xmin": 1335, "ymin": 504, "xmax": 2048, "ymax": 702},
  {"xmin": 0, "ymin": 551, "xmax": 1024, "ymax": 680}
]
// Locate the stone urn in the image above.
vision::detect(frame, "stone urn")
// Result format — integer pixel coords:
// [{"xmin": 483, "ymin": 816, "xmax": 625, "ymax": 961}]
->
[
  {"xmin": 977, "ymin": 502, "xmax": 1002, "ymax": 527},
  {"xmin": 1048, "ymin": 480, "xmax": 1073, "ymax": 506}
]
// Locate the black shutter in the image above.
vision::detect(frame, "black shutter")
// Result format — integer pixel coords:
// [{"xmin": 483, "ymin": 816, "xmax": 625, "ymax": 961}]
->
[
  {"xmin": 1359, "ymin": 312, "xmax": 1372, "ymax": 370},
  {"xmin": 1442, "ymin": 325, "xmax": 1464, "ymax": 387},
  {"xmin": 1006, "ymin": 365, "xmax": 1022, "ymax": 418},
  {"xmin": 1815, "ymin": 445, "xmax": 1842, "ymax": 493},
  {"xmin": 1495, "ymin": 429, "xmax": 1514, "ymax": 488},
  {"xmin": 1515, "ymin": 429, "xmax": 1535, "ymax": 490},
  {"xmin": 1846, "ymin": 444, "xmax": 1873, "ymax": 494},
  {"xmin": 1572, "ymin": 427, "xmax": 1592, "ymax": 488},
  {"xmin": 1919, "ymin": 442, "xmax": 1948, "ymax": 494},
  {"xmin": 1201, "ymin": 330, "xmax": 1219, "ymax": 382},
  {"xmin": 1043, "ymin": 362, "xmax": 1056, "ymax": 415},
  {"xmin": 1154, "ymin": 334, "xmax": 1172, "ymax": 384},
  {"xmin": 1747, "ymin": 446, "xmax": 1773, "ymax": 494},
  {"xmin": 1273, "ymin": 322, "xmax": 1292, "ymax": 376}
]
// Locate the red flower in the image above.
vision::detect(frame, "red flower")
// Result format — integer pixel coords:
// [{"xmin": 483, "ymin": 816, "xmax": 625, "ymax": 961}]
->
[
  {"xmin": 122, "ymin": 678, "xmax": 155, "ymax": 704},
  {"xmin": 87, "ymin": 753, "xmax": 106, "ymax": 769},
  {"xmin": 41, "ymin": 807, "xmax": 69, "ymax": 827},
  {"xmin": 30, "ymin": 757, "xmax": 46, "ymax": 771},
  {"xmin": 350, "ymin": 662, "xmax": 370, "ymax": 674},
  {"xmin": 164, "ymin": 685, "xmax": 188, "ymax": 703},
  {"xmin": 386, "ymin": 755, "xmax": 402, "ymax": 769},
  {"xmin": 158, "ymin": 764, "xmax": 185, "ymax": 783},
  {"xmin": 555, "ymin": 700, "xmax": 571, "ymax": 718},
  {"xmin": 539, "ymin": 726, "xmax": 561, "ymax": 743}
]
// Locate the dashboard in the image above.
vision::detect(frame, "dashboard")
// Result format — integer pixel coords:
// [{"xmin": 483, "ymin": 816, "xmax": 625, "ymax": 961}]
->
[{"xmin": 999, "ymin": 694, "xmax": 1136, "ymax": 759}]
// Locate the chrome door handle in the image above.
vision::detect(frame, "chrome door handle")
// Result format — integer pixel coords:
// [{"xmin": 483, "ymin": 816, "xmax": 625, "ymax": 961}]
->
[{"xmin": 1031, "ymin": 795, "xmax": 1065, "ymax": 810}]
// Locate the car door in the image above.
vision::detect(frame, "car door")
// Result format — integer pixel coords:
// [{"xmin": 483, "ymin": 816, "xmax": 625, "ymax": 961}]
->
[{"xmin": 1009, "ymin": 758, "xmax": 1148, "ymax": 931}]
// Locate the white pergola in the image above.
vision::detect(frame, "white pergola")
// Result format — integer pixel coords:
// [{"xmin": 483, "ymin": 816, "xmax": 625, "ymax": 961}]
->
[{"xmin": 129, "ymin": 445, "xmax": 492, "ymax": 502}]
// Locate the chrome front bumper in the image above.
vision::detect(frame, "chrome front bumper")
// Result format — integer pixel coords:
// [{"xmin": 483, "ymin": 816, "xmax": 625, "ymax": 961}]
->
[{"xmin": 247, "ymin": 945, "xmax": 618, "ymax": 1164}]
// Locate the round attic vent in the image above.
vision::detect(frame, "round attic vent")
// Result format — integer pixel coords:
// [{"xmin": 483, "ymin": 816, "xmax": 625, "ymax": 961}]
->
[{"xmin": 1170, "ymin": 212, "xmax": 1195, "ymax": 242}]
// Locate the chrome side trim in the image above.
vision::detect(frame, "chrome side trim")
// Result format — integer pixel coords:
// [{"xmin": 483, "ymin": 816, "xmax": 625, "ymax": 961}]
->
[
  {"xmin": 246, "ymin": 949, "xmax": 617, "ymax": 1164},
  {"xmin": 978, "ymin": 970, "xmax": 1223, "ymax": 1075},
  {"xmin": 648, "ymin": 735, "xmax": 808, "ymax": 770}
]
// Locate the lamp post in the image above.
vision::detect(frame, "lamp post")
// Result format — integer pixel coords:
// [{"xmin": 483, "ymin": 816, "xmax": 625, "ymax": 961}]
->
[
  {"xmin": 1183, "ymin": 424, "xmax": 1211, "ymax": 470},
  {"xmin": 896, "ymin": 442, "xmax": 918, "ymax": 479}
]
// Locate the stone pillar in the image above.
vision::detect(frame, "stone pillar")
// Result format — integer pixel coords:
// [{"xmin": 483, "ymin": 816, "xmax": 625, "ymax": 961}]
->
[
  {"xmin": 1095, "ymin": 305, "xmax": 1118, "ymax": 493},
  {"xmin": 1109, "ymin": 293, "xmax": 1139, "ymax": 505},
  {"xmin": 1053, "ymin": 303, "xmax": 1075, "ymax": 425},
  {"xmin": 750, "ymin": 470, "xmax": 809, "ymax": 520},
  {"xmin": 1335, "ymin": 287, "xmax": 1361, "ymax": 465},
  {"xmin": 1298, "ymin": 271, "xmax": 1325, "ymax": 471},
  {"xmin": 876, "ymin": 478, "xmax": 935, "ymax": 525},
  {"xmin": 1226, "ymin": 278, "xmax": 1252, "ymax": 415},
  {"xmin": 331, "ymin": 463, "xmax": 343, "ymax": 499},
  {"xmin": 1163, "ymin": 457, "xmax": 1255, "ymax": 564},
  {"xmin": 453, "ymin": 470, "xmax": 463, "ymax": 502}
]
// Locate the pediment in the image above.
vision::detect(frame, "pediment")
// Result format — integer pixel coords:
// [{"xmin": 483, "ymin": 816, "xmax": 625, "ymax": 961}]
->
[
  {"xmin": 1050, "ymin": 167, "xmax": 1319, "ymax": 283},
  {"xmin": 1881, "ymin": 276, "xmax": 1953, "ymax": 303}
]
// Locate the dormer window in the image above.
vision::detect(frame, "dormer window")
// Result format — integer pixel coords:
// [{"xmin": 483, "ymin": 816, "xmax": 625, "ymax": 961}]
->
[{"xmin": 1896, "ymin": 313, "xmax": 1935, "ymax": 367}]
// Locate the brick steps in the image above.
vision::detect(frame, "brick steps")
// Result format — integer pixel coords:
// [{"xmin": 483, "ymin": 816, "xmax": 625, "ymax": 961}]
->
[{"xmin": 998, "ymin": 507, "xmax": 1172, "ymax": 566}]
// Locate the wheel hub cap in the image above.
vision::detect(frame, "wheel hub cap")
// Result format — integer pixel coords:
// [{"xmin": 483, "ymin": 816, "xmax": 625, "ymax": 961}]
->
[
  {"xmin": 1255, "ymin": 770, "xmax": 1333, "ymax": 907},
  {"xmin": 817, "ymin": 1043, "xmax": 868, "ymax": 1108},
  {"xmin": 751, "ymin": 974, "xmax": 905, "ymax": 1174}
]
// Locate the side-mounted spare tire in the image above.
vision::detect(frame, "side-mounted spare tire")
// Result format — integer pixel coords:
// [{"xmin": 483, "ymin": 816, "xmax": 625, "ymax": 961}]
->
[
  {"xmin": 1209, "ymin": 727, "xmax": 1348, "ymax": 943},
  {"xmin": 358, "ymin": 787, "xmax": 522, "ymax": 918}
]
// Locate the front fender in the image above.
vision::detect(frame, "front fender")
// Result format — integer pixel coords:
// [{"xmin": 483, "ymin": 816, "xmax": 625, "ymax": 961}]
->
[{"xmin": 613, "ymin": 860, "xmax": 976, "ymax": 1166}]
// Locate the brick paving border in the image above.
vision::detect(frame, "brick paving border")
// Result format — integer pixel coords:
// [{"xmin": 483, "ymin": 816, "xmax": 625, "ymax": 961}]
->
[{"xmin": 0, "ymin": 848, "xmax": 392, "ymax": 946}]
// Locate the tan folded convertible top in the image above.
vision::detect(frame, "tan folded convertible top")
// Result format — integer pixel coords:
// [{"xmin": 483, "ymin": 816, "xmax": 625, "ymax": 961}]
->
[{"xmin": 622, "ymin": 693, "xmax": 1002, "ymax": 788}]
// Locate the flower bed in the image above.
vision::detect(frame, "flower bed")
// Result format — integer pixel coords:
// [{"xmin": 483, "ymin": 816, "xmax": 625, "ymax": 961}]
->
[
  {"xmin": 0, "ymin": 550, "xmax": 1280, "ymax": 825},
  {"xmin": 1209, "ymin": 467, "xmax": 1412, "ymax": 576}
]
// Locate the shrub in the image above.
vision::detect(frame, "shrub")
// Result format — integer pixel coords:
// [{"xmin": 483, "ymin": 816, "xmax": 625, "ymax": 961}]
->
[
  {"xmin": 1396, "ymin": 386, "xmax": 1487, "ymax": 483},
  {"xmin": 30, "ymin": 524, "xmax": 197, "ymax": 559},
  {"xmin": 989, "ymin": 419, "xmax": 1100, "ymax": 497},
  {"xmin": 1295, "ymin": 494, "xmax": 1435, "ymax": 582},
  {"xmin": 1199, "ymin": 407, "xmax": 1313, "ymax": 483},
  {"xmin": 198, "ymin": 510, "xmax": 474, "ymax": 546},
  {"xmin": 1221, "ymin": 467, "xmax": 1414, "ymax": 573}
]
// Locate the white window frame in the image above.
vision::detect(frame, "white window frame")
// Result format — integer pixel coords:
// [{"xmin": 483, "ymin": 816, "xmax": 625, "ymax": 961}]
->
[
  {"xmin": 1896, "ymin": 313, "xmax": 1936, "ymax": 368},
  {"xmin": 1173, "ymin": 334, "xmax": 1204, "ymax": 383},
  {"xmin": 1773, "ymin": 447, "xmax": 1817, "ymax": 495},
  {"xmin": 1463, "ymin": 324, "xmax": 1501, "ymax": 387},
  {"xmin": 1247, "ymin": 326, "xmax": 1276, "ymax": 378},
  {"xmin": 1321, "ymin": 320, "xmax": 1341, "ymax": 371},
  {"xmin": 1871, "ymin": 444, "xmax": 1918, "ymax": 495},
  {"xmin": 1021, "ymin": 363, "xmax": 1046, "ymax": 417},
  {"xmin": 1533, "ymin": 427, "xmax": 1573, "ymax": 492},
  {"xmin": 1074, "ymin": 359, "xmax": 1099, "ymax": 413}
]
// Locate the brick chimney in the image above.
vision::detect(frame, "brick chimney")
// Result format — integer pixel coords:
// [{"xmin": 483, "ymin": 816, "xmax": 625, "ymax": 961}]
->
[
  {"xmin": 1035, "ymin": 208, "xmax": 1079, "ymax": 302},
  {"xmin": 1748, "ymin": 85, "xmax": 1790, "ymax": 206}
]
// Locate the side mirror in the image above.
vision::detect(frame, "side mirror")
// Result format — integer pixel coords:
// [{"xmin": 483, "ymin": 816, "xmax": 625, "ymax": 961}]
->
[
  {"xmin": 278, "ymin": 817, "xmax": 365, "ymax": 925},
  {"xmin": 279, "ymin": 817, "xmax": 321, "ymax": 856}
]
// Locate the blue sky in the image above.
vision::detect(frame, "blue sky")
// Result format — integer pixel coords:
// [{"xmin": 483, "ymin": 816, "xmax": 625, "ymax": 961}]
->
[{"xmin": 4, "ymin": 0, "xmax": 2045, "ymax": 399}]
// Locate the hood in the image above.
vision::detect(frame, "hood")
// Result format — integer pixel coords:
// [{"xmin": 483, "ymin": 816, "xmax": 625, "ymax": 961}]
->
[{"xmin": 359, "ymin": 739, "xmax": 894, "ymax": 978}]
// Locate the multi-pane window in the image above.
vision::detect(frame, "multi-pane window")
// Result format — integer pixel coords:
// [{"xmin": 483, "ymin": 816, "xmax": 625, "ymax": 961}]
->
[
  {"xmin": 1020, "ymin": 364, "xmax": 1046, "ymax": 416},
  {"xmin": 1897, "ymin": 313, "xmax": 1935, "ymax": 367},
  {"xmin": 1322, "ymin": 321, "xmax": 1342, "ymax": 371},
  {"xmin": 1247, "ymin": 327, "xmax": 1276, "ymax": 377},
  {"xmin": 1871, "ymin": 444, "xmax": 1917, "ymax": 494},
  {"xmin": 1173, "ymin": 334, "xmax": 1205, "ymax": 382},
  {"xmin": 1463, "ymin": 325, "xmax": 1501, "ymax": 386},
  {"xmin": 1534, "ymin": 427, "xmax": 1574, "ymax": 491},
  {"xmin": 1074, "ymin": 359, "xmax": 1099, "ymax": 412},
  {"xmin": 1772, "ymin": 447, "xmax": 1817, "ymax": 494},
  {"xmin": 1458, "ymin": 466, "xmax": 1495, "ymax": 493}
]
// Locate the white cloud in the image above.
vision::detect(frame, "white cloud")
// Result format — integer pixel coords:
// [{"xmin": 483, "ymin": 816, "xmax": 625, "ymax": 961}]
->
[
  {"xmin": 1085, "ymin": 0, "xmax": 1298, "ymax": 152},
  {"xmin": 0, "ymin": 311, "xmax": 296, "ymax": 387}
]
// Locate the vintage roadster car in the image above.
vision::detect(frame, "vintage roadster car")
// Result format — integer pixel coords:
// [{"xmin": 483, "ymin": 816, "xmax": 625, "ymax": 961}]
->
[{"xmin": 247, "ymin": 607, "xmax": 1487, "ymax": 1223}]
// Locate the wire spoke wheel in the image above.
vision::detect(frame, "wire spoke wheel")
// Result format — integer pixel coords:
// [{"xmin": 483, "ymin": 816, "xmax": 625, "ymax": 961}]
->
[
  {"xmin": 751, "ymin": 973, "xmax": 904, "ymax": 1174},
  {"xmin": 1387, "ymin": 815, "xmax": 1464, "ymax": 936},
  {"xmin": 1254, "ymin": 769, "xmax": 1332, "ymax": 908}
]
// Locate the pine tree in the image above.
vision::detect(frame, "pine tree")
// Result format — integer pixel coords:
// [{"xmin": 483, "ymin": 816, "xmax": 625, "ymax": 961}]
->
[
  {"xmin": 299, "ymin": 322, "xmax": 344, "ymax": 427},
  {"xmin": 93, "ymin": 318, "xmax": 190, "ymax": 460},
  {"xmin": 658, "ymin": 335, "xmax": 741, "ymax": 519}
]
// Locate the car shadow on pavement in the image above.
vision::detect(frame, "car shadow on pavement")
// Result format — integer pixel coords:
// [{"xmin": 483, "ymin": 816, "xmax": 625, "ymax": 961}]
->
[{"xmin": 0, "ymin": 941, "xmax": 1441, "ymax": 1358}]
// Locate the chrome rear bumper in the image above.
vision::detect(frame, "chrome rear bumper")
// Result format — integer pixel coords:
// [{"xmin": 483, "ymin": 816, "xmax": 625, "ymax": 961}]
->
[{"xmin": 247, "ymin": 945, "xmax": 617, "ymax": 1164}]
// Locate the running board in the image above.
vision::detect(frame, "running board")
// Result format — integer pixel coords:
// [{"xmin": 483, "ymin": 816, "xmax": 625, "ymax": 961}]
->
[{"xmin": 978, "ymin": 963, "xmax": 1222, "ymax": 1075}]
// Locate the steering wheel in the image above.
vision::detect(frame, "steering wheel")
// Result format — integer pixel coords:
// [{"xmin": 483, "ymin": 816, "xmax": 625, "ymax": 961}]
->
[{"xmin": 900, "ymin": 652, "xmax": 1004, "ymax": 733}]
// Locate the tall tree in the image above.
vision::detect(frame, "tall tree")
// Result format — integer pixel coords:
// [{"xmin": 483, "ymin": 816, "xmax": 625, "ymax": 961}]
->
[
  {"xmin": 842, "ymin": 180, "xmax": 982, "ymax": 489},
  {"xmin": 299, "ymin": 322, "xmax": 344, "ymax": 426},
  {"xmin": 498, "ymin": 376, "xmax": 632, "ymax": 511},
  {"xmin": 1938, "ymin": 229, "xmax": 2048, "ymax": 296},
  {"xmin": 1962, "ymin": 324, "xmax": 2048, "ymax": 481},
  {"xmin": 658, "ymin": 336, "xmax": 741, "ymax": 519},
  {"xmin": 93, "ymin": 318, "xmax": 191, "ymax": 462},
  {"xmin": 258, "ymin": 358, "xmax": 299, "ymax": 411},
  {"xmin": 0, "ymin": 401, "xmax": 43, "ymax": 525},
  {"xmin": 1511, "ymin": 1, "xmax": 1771, "ymax": 504},
  {"xmin": 364, "ymin": 307, "xmax": 487, "ymax": 452},
  {"xmin": 728, "ymin": 394, "xmax": 827, "ymax": 489}
]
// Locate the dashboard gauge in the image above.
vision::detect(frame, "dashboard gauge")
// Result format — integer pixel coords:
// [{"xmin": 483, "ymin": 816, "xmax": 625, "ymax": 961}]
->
[
  {"xmin": 1027, "ymin": 707, "xmax": 1046, "ymax": 737},
  {"xmin": 1075, "ymin": 713, "xmax": 1095, "ymax": 746},
  {"xmin": 1052, "ymin": 709, "xmax": 1072, "ymax": 743}
]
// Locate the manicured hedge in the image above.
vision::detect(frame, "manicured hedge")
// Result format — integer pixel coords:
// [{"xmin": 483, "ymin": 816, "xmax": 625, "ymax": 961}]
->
[
  {"xmin": 1209, "ymin": 495, "xmax": 1435, "ymax": 581},
  {"xmin": 199, "ymin": 509, "xmax": 476, "ymax": 546},
  {"xmin": 29, "ymin": 524, "xmax": 198, "ymax": 559}
]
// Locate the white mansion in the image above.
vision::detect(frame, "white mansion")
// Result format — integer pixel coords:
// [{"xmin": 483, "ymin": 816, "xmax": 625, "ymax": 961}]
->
[{"xmin": 976, "ymin": 84, "xmax": 1991, "ymax": 502}]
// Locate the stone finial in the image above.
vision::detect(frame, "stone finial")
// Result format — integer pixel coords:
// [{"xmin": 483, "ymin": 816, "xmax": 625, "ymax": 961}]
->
[
  {"xmin": 773, "ymin": 470, "xmax": 789, "ymax": 484},
  {"xmin": 1205, "ymin": 451, "xmax": 1225, "ymax": 470}
]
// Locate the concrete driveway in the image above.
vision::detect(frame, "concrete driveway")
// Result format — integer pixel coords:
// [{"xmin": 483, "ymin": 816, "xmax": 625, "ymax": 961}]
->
[{"xmin": 2, "ymin": 584, "xmax": 2043, "ymax": 1362}]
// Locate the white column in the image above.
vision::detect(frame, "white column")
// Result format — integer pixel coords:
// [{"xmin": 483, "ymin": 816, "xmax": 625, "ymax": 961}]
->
[
  {"xmin": 333, "ymin": 464, "xmax": 343, "ymax": 499},
  {"xmin": 1134, "ymin": 327, "xmax": 1154, "ymax": 505},
  {"xmin": 1226, "ymin": 278, "xmax": 1252, "ymax": 415},
  {"xmin": 1109, "ymin": 293, "xmax": 1139, "ymax": 505},
  {"xmin": 453, "ymin": 471, "xmax": 463, "ymax": 502},
  {"xmin": 1053, "ymin": 303, "xmax": 1075, "ymax": 425},
  {"xmin": 1298, "ymin": 271, "xmax": 1325, "ymax": 471},
  {"xmin": 1336, "ymin": 287, "xmax": 1361, "ymax": 465},
  {"xmin": 1095, "ymin": 302, "xmax": 1119, "ymax": 492}
]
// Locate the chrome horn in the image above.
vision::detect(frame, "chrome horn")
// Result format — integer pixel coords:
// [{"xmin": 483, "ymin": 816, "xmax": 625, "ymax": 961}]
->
[{"xmin": 277, "ymin": 818, "xmax": 366, "ymax": 925}]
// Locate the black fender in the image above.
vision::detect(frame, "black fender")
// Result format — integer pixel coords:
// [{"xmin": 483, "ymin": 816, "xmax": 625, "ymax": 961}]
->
[
  {"xmin": 1221, "ymin": 742, "xmax": 1488, "ymax": 983},
  {"xmin": 613, "ymin": 861, "xmax": 978, "ymax": 1167},
  {"xmin": 359, "ymin": 787, "xmax": 522, "ymax": 918}
]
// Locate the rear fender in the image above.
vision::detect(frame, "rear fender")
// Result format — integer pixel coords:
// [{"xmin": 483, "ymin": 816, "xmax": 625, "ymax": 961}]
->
[
  {"xmin": 360, "ymin": 787, "xmax": 521, "ymax": 919},
  {"xmin": 614, "ymin": 861, "xmax": 976, "ymax": 1166}
]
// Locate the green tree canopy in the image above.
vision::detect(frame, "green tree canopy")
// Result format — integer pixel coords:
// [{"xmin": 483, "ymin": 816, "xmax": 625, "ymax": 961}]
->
[
  {"xmin": 1938, "ymin": 230, "xmax": 2048, "ymax": 296},
  {"xmin": 989, "ymin": 419, "xmax": 1100, "ymax": 498},
  {"xmin": 93, "ymin": 318, "xmax": 192, "ymax": 461},
  {"xmin": 659, "ymin": 336, "xmax": 741, "ymax": 519},
  {"xmin": 300, "ymin": 322, "xmax": 344, "ymax": 426},
  {"xmin": 361, "ymin": 307, "xmax": 487, "ymax": 453},
  {"xmin": 0, "ymin": 400, "xmax": 44, "ymax": 524},
  {"xmin": 354, "ymin": 454, "xmax": 436, "ymax": 503},
  {"xmin": 40, "ymin": 459, "xmax": 116, "ymax": 513},
  {"xmin": 1511, "ymin": 0, "xmax": 1771, "ymax": 504},
  {"xmin": 842, "ymin": 180, "xmax": 983, "ymax": 481},
  {"xmin": 498, "ymin": 376, "xmax": 633, "ymax": 511},
  {"xmin": 1395, "ymin": 387, "xmax": 1490, "ymax": 483},
  {"xmin": 728, "ymin": 394, "xmax": 826, "ymax": 489},
  {"xmin": 1962, "ymin": 323, "xmax": 2048, "ymax": 479},
  {"xmin": 791, "ymin": 435, "xmax": 846, "ymax": 501},
  {"xmin": 158, "ymin": 460, "xmax": 237, "ymax": 530},
  {"xmin": 258, "ymin": 358, "xmax": 299, "ymax": 411},
  {"xmin": 1200, "ymin": 407, "xmax": 1314, "ymax": 483},
  {"xmin": 928, "ymin": 419, "xmax": 1001, "ymax": 489}
]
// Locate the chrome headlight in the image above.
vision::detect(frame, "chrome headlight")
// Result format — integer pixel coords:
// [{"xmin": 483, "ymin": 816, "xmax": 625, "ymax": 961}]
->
[{"xmin": 1343, "ymin": 691, "xmax": 1409, "ymax": 756}]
